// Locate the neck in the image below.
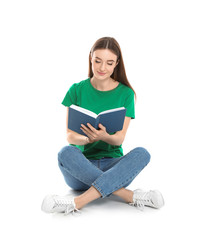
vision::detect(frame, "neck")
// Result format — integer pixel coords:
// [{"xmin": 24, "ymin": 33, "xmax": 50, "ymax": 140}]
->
[{"xmin": 91, "ymin": 76, "xmax": 116, "ymax": 91}]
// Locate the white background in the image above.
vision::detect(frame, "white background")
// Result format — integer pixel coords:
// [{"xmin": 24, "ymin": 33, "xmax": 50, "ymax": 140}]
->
[{"xmin": 0, "ymin": 0, "xmax": 200, "ymax": 239}]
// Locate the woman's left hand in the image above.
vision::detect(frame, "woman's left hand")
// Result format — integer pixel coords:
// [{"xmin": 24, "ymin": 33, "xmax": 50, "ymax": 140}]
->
[{"xmin": 80, "ymin": 123, "xmax": 109, "ymax": 144}]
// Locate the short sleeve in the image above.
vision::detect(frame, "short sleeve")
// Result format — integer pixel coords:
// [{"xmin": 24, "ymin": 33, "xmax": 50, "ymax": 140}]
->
[
  {"xmin": 61, "ymin": 83, "xmax": 77, "ymax": 107},
  {"xmin": 124, "ymin": 90, "xmax": 135, "ymax": 119}
]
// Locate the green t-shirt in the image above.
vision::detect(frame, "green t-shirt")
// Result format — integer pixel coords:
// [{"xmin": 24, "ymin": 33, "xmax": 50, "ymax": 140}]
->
[{"xmin": 62, "ymin": 77, "xmax": 135, "ymax": 160}]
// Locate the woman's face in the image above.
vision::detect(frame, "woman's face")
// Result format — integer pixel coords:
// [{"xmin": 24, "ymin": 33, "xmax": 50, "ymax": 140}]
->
[{"xmin": 90, "ymin": 49, "xmax": 118, "ymax": 80}]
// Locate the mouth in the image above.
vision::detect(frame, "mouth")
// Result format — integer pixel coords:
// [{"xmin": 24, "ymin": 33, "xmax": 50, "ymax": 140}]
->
[{"xmin": 97, "ymin": 71, "xmax": 106, "ymax": 76}]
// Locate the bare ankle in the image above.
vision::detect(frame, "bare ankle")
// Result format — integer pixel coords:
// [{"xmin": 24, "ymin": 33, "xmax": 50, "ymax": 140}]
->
[
  {"xmin": 74, "ymin": 197, "xmax": 84, "ymax": 210},
  {"xmin": 73, "ymin": 186, "xmax": 101, "ymax": 209},
  {"xmin": 113, "ymin": 188, "xmax": 134, "ymax": 203},
  {"xmin": 127, "ymin": 190, "xmax": 134, "ymax": 203}
]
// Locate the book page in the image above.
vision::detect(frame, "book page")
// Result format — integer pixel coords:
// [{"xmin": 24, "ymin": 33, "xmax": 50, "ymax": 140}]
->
[
  {"xmin": 70, "ymin": 104, "xmax": 97, "ymax": 118},
  {"xmin": 99, "ymin": 107, "xmax": 125, "ymax": 115}
]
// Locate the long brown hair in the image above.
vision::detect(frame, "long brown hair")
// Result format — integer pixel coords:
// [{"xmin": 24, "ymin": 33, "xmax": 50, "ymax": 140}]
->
[{"xmin": 88, "ymin": 37, "xmax": 137, "ymax": 102}]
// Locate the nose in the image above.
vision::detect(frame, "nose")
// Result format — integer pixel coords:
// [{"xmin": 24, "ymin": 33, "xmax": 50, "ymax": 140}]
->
[{"xmin": 100, "ymin": 62, "xmax": 106, "ymax": 72}]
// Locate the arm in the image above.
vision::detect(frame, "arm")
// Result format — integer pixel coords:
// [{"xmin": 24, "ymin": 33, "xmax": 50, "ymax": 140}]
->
[
  {"xmin": 102, "ymin": 117, "xmax": 131, "ymax": 146},
  {"xmin": 66, "ymin": 107, "xmax": 89, "ymax": 145},
  {"xmin": 67, "ymin": 131, "xmax": 89, "ymax": 145}
]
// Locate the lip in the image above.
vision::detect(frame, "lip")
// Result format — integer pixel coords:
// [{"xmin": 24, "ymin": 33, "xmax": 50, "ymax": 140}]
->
[{"xmin": 97, "ymin": 71, "xmax": 106, "ymax": 76}]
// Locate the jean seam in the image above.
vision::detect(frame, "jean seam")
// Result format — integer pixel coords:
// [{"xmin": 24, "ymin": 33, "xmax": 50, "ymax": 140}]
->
[
  {"xmin": 92, "ymin": 155, "xmax": 149, "ymax": 197},
  {"xmin": 112, "ymin": 173, "xmax": 138, "ymax": 192},
  {"xmin": 110, "ymin": 161, "xmax": 149, "ymax": 193},
  {"xmin": 92, "ymin": 182, "xmax": 106, "ymax": 198},
  {"xmin": 94, "ymin": 172, "xmax": 135, "ymax": 198}
]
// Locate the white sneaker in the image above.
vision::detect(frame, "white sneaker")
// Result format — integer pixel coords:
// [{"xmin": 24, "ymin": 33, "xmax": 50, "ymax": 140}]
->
[
  {"xmin": 41, "ymin": 195, "xmax": 80, "ymax": 215},
  {"xmin": 129, "ymin": 189, "xmax": 165, "ymax": 210}
]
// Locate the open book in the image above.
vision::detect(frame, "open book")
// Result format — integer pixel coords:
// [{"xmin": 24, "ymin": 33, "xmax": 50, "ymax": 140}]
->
[{"xmin": 68, "ymin": 104, "xmax": 127, "ymax": 136}]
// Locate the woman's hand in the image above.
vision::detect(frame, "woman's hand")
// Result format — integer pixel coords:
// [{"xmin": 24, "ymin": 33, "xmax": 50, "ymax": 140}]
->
[{"xmin": 80, "ymin": 123, "xmax": 109, "ymax": 144}]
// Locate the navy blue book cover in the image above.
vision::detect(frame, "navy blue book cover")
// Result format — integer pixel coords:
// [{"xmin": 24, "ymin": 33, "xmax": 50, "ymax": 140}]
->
[{"xmin": 68, "ymin": 105, "xmax": 127, "ymax": 137}]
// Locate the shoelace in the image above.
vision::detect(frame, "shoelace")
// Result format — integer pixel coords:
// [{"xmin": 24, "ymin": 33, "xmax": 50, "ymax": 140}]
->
[
  {"xmin": 54, "ymin": 197, "xmax": 82, "ymax": 216},
  {"xmin": 129, "ymin": 191, "xmax": 152, "ymax": 211},
  {"xmin": 129, "ymin": 200, "xmax": 145, "ymax": 211},
  {"xmin": 65, "ymin": 204, "xmax": 81, "ymax": 216}
]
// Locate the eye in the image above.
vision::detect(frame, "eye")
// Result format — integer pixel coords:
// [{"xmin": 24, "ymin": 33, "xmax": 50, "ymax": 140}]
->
[{"xmin": 94, "ymin": 60, "xmax": 113, "ymax": 66}]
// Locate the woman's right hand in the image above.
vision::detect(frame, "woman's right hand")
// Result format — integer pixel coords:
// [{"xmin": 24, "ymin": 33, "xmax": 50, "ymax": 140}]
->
[{"xmin": 85, "ymin": 136, "xmax": 95, "ymax": 144}]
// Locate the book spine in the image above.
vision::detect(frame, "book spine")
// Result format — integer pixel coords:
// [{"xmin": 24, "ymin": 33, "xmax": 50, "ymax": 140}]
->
[{"xmin": 95, "ymin": 116, "xmax": 100, "ymax": 130}]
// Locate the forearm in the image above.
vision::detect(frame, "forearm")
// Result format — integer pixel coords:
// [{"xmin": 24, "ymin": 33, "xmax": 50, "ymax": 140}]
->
[
  {"xmin": 67, "ymin": 131, "xmax": 123, "ymax": 146},
  {"xmin": 102, "ymin": 133, "xmax": 123, "ymax": 146},
  {"xmin": 67, "ymin": 132, "xmax": 89, "ymax": 145}
]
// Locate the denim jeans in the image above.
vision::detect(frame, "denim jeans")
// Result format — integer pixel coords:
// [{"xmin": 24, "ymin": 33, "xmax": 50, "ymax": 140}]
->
[{"xmin": 58, "ymin": 145, "xmax": 151, "ymax": 198}]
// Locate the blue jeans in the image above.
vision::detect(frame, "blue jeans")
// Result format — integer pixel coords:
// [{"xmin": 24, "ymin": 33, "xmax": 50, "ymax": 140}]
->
[{"xmin": 58, "ymin": 145, "xmax": 150, "ymax": 198}]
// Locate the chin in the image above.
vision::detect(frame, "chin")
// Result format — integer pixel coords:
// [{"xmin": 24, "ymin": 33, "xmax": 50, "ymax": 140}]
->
[{"xmin": 94, "ymin": 73, "xmax": 109, "ymax": 79}]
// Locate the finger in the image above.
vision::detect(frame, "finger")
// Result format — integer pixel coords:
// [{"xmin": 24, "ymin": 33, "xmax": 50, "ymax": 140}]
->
[
  {"xmin": 99, "ymin": 123, "xmax": 106, "ymax": 131},
  {"xmin": 81, "ymin": 125, "xmax": 96, "ymax": 139},
  {"xmin": 80, "ymin": 127, "xmax": 92, "ymax": 138},
  {"xmin": 86, "ymin": 123, "xmax": 99, "ymax": 137},
  {"xmin": 81, "ymin": 124, "xmax": 91, "ymax": 133},
  {"xmin": 87, "ymin": 123, "xmax": 98, "ymax": 133},
  {"xmin": 81, "ymin": 124, "xmax": 92, "ymax": 133},
  {"xmin": 81, "ymin": 124, "xmax": 87, "ymax": 129}
]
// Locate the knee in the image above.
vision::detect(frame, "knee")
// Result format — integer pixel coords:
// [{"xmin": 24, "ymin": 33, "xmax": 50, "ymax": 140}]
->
[
  {"xmin": 132, "ymin": 147, "xmax": 151, "ymax": 166},
  {"xmin": 58, "ymin": 145, "xmax": 79, "ymax": 165}
]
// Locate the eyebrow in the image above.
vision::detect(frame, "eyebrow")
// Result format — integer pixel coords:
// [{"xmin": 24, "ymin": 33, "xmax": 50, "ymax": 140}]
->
[{"xmin": 95, "ymin": 57, "xmax": 115, "ymax": 62}]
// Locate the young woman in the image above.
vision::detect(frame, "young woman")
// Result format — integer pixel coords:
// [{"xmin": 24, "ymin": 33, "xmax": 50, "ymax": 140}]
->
[{"xmin": 41, "ymin": 37, "xmax": 164, "ymax": 215}]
